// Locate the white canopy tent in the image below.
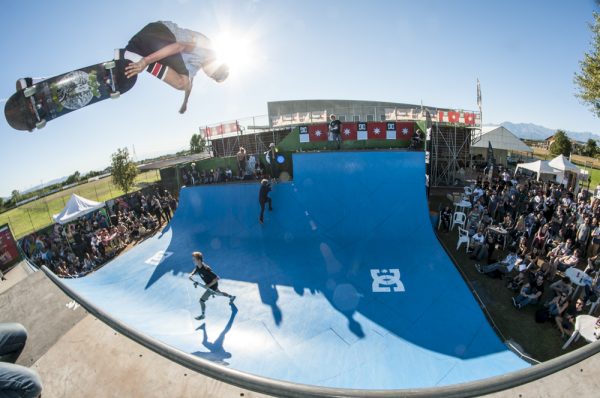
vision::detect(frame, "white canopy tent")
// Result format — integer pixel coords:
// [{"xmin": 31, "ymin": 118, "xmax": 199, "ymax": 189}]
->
[
  {"xmin": 548, "ymin": 154, "xmax": 580, "ymax": 173},
  {"xmin": 471, "ymin": 126, "xmax": 533, "ymax": 166},
  {"xmin": 548, "ymin": 154, "xmax": 581, "ymax": 190},
  {"xmin": 53, "ymin": 194, "xmax": 105, "ymax": 225},
  {"xmin": 514, "ymin": 160, "xmax": 560, "ymax": 181}
]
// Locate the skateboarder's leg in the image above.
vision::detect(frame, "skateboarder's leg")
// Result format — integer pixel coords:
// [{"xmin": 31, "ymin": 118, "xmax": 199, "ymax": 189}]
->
[
  {"xmin": 213, "ymin": 288, "xmax": 235, "ymax": 303},
  {"xmin": 161, "ymin": 68, "xmax": 191, "ymax": 91},
  {"xmin": 196, "ymin": 289, "xmax": 212, "ymax": 319}
]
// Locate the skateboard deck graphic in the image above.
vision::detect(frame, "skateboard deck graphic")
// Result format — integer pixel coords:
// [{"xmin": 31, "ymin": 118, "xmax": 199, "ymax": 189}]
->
[{"xmin": 4, "ymin": 55, "xmax": 136, "ymax": 131}]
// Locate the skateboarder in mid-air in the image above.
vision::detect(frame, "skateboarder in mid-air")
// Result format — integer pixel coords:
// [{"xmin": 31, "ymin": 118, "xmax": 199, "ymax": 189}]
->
[
  {"xmin": 15, "ymin": 21, "xmax": 229, "ymax": 115},
  {"xmin": 189, "ymin": 251, "xmax": 235, "ymax": 320},
  {"xmin": 123, "ymin": 21, "xmax": 229, "ymax": 114}
]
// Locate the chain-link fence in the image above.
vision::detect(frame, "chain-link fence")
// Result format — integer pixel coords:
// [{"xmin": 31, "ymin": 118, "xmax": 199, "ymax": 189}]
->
[{"xmin": 0, "ymin": 170, "xmax": 160, "ymax": 240}]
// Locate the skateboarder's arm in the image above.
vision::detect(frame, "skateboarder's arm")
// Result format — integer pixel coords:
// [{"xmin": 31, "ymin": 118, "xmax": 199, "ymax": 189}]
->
[{"xmin": 125, "ymin": 42, "xmax": 194, "ymax": 78}]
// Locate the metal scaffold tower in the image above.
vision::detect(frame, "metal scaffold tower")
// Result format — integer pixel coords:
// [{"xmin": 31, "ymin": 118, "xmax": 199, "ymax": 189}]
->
[
  {"xmin": 209, "ymin": 128, "xmax": 291, "ymax": 158},
  {"xmin": 430, "ymin": 124, "xmax": 472, "ymax": 186}
]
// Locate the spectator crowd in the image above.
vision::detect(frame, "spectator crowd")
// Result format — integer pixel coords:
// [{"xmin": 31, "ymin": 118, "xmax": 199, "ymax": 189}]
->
[
  {"xmin": 20, "ymin": 188, "xmax": 177, "ymax": 278},
  {"xmin": 181, "ymin": 148, "xmax": 274, "ymax": 187},
  {"xmin": 441, "ymin": 168, "xmax": 600, "ymax": 340}
]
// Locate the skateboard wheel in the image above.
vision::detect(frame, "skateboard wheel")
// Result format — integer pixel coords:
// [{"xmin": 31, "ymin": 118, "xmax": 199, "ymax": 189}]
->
[
  {"xmin": 36, "ymin": 119, "xmax": 47, "ymax": 129},
  {"xmin": 104, "ymin": 61, "xmax": 116, "ymax": 69},
  {"xmin": 24, "ymin": 86, "xmax": 37, "ymax": 98},
  {"xmin": 110, "ymin": 92, "xmax": 121, "ymax": 99}
]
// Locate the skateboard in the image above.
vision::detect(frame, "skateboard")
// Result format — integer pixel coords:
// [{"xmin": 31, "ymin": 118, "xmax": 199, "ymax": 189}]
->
[
  {"xmin": 189, "ymin": 277, "xmax": 217, "ymax": 296},
  {"xmin": 4, "ymin": 52, "xmax": 136, "ymax": 131}
]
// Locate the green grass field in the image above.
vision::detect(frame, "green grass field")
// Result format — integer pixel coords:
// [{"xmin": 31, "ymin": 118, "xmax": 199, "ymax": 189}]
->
[{"xmin": 0, "ymin": 170, "xmax": 161, "ymax": 239}]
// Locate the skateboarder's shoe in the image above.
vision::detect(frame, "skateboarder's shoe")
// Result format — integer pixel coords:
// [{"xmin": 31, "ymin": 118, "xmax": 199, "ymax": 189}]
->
[
  {"xmin": 16, "ymin": 77, "xmax": 33, "ymax": 91},
  {"xmin": 195, "ymin": 314, "xmax": 205, "ymax": 320},
  {"xmin": 229, "ymin": 296, "xmax": 236, "ymax": 304},
  {"xmin": 115, "ymin": 48, "xmax": 142, "ymax": 62}
]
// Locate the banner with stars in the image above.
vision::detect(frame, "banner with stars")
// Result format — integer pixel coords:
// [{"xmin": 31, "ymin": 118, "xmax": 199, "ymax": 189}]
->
[
  {"xmin": 368, "ymin": 122, "xmax": 387, "ymax": 140},
  {"xmin": 298, "ymin": 122, "xmax": 416, "ymax": 144},
  {"xmin": 396, "ymin": 122, "xmax": 414, "ymax": 141},
  {"xmin": 341, "ymin": 123, "xmax": 357, "ymax": 141},
  {"xmin": 308, "ymin": 124, "xmax": 329, "ymax": 141}
]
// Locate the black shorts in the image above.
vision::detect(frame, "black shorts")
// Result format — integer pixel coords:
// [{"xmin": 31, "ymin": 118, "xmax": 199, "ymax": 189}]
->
[{"xmin": 125, "ymin": 22, "xmax": 189, "ymax": 77}]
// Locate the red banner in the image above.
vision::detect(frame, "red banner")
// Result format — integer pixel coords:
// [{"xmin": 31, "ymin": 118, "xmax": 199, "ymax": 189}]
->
[
  {"xmin": 308, "ymin": 124, "xmax": 329, "ymax": 141},
  {"xmin": 341, "ymin": 123, "xmax": 357, "ymax": 141},
  {"xmin": 396, "ymin": 122, "xmax": 414, "ymax": 141},
  {"xmin": 368, "ymin": 122, "xmax": 387, "ymax": 140},
  {"xmin": 200, "ymin": 121, "xmax": 240, "ymax": 138},
  {"xmin": 0, "ymin": 224, "xmax": 19, "ymax": 268}
]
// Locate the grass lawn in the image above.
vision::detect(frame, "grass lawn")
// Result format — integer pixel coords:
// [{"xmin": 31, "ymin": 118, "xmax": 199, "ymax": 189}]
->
[
  {"xmin": 0, "ymin": 170, "xmax": 161, "ymax": 239},
  {"xmin": 430, "ymin": 194, "xmax": 588, "ymax": 362}
]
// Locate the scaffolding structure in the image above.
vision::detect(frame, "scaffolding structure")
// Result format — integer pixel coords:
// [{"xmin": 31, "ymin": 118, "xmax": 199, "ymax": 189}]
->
[
  {"xmin": 429, "ymin": 124, "xmax": 474, "ymax": 186},
  {"xmin": 209, "ymin": 127, "xmax": 292, "ymax": 158}
]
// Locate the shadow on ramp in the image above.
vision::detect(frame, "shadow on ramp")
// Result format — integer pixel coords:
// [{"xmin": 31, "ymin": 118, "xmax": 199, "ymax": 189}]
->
[{"xmin": 63, "ymin": 151, "xmax": 530, "ymax": 389}]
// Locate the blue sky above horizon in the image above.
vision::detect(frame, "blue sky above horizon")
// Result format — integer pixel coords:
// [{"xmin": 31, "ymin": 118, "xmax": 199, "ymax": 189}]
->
[{"xmin": 1, "ymin": 0, "xmax": 600, "ymax": 197}]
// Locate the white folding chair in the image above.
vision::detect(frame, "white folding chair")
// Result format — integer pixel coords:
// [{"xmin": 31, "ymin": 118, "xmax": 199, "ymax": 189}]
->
[
  {"xmin": 457, "ymin": 227, "xmax": 470, "ymax": 252},
  {"xmin": 451, "ymin": 211, "xmax": 466, "ymax": 231}
]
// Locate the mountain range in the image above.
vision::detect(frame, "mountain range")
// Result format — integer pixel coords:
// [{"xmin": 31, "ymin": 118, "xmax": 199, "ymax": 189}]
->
[{"xmin": 499, "ymin": 122, "xmax": 599, "ymax": 143}]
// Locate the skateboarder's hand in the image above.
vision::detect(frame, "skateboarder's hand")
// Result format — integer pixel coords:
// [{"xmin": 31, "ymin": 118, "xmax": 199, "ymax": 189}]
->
[{"xmin": 125, "ymin": 59, "xmax": 147, "ymax": 79}]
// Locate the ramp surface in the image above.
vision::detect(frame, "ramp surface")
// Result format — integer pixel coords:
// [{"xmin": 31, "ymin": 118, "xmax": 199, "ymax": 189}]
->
[{"xmin": 63, "ymin": 151, "xmax": 529, "ymax": 389}]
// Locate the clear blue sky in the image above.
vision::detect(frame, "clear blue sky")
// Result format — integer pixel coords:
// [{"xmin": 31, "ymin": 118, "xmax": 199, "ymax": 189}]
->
[{"xmin": 1, "ymin": 0, "xmax": 599, "ymax": 197}]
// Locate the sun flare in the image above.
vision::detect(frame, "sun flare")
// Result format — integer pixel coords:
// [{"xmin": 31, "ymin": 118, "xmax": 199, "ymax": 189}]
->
[{"xmin": 212, "ymin": 30, "xmax": 257, "ymax": 77}]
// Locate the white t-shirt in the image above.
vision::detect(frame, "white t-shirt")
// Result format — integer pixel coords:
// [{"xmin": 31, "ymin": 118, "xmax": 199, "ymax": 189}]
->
[{"xmin": 160, "ymin": 20, "xmax": 217, "ymax": 78}]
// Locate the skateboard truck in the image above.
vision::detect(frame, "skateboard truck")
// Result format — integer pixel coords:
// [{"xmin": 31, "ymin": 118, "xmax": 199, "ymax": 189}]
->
[
  {"xmin": 23, "ymin": 85, "xmax": 46, "ymax": 130},
  {"xmin": 103, "ymin": 61, "xmax": 120, "ymax": 99}
]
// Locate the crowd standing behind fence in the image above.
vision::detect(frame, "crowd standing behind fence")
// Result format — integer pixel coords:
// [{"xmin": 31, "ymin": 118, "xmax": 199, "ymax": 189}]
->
[{"xmin": 19, "ymin": 187, "xmax": 177, "ymax": 278}]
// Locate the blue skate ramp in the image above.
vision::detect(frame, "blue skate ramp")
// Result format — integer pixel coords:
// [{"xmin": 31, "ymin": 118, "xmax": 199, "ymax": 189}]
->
[{"xmin": 63, "ymin": 151, "xmax": 530, "ymax": 390}]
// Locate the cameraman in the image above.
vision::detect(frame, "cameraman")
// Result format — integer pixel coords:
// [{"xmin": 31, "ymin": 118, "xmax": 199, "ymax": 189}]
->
[
  {"xmin": 258, "ymin": 179, "xmax": 273, "ymax": 224},
  {"xmin": 329, "ymin": 114, "xmax": 342, "ymax": 149}
]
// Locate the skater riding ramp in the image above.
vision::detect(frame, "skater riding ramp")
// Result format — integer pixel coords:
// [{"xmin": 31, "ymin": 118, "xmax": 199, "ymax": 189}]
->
[{"xmin": 63, "ymin": 151, "xmax": 530, "ymax": 390}]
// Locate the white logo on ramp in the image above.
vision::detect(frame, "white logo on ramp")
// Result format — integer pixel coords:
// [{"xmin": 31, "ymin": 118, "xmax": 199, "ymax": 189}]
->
[
  {"xmin": 66, "ymin": 300, "xmax": 80, "ymax": 310},
  {"xmin": 145, "ymin": 251, "xmax": 173, "ymax": 266},
  {"xmin": 371, "ymin": 269, "xmax": 405, "ymax": 293}
]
